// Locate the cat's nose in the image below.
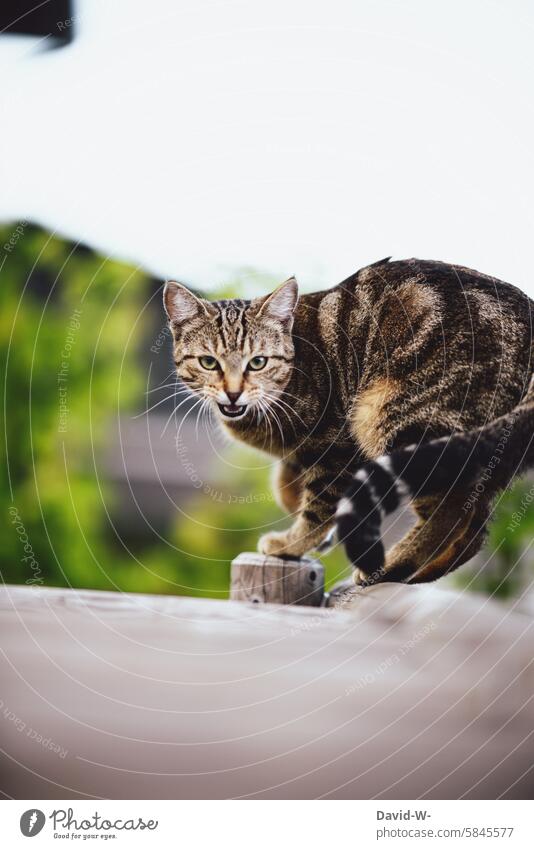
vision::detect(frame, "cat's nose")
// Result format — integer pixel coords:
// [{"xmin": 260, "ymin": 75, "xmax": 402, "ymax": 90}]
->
[{"xmin": 226, "ymin": 391, "xmax": 242, "ymax": 404}]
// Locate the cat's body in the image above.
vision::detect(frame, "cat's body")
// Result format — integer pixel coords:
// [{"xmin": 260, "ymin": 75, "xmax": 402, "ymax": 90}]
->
[{"xmin": 164, "ymin": 258, "xmax": 534, "ymax": 585}]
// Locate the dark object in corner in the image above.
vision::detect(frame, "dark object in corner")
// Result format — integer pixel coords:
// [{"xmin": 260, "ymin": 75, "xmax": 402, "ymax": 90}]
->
[{"xmin": 0, "ymin": 0, "xmax": 74, "ymax": 46}]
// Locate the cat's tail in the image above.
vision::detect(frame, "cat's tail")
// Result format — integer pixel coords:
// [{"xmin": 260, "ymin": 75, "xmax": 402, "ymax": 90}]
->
[{"xmin": 336, "ymin": 374, "xmax": 534, "ymax": 581}]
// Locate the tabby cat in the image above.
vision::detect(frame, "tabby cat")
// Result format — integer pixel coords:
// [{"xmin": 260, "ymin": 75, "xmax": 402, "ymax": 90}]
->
[{"xmin": 164, "ymin": 258, "xmax": 534, "ymax": 585}]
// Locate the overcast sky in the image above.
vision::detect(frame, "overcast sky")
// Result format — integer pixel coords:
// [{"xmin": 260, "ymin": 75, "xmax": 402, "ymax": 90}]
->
[{"xmin": 1, "ymin": 0, "xmax": 533, "ymax": 295}]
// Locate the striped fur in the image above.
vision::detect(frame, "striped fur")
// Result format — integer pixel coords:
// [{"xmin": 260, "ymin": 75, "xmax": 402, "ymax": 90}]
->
[
  {"xmin": 165, "ymin": 259, "xmax": 534, "ymax": 584},
  {"xmin": 337, "ymin": 377, "xmax": 534, "ymax": 584}
]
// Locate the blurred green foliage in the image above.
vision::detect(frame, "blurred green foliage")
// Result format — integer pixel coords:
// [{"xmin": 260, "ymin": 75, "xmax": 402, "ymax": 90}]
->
[
  {"xmin": 452, "ymin": 479, "xmax": 534, "ymax": 599},
  {"xmin": 1, "ymin": 224, "xmax": 146, "ymax": 590},
  {"xmin": 1, "ymin": 224, "xmax": 341, "ymax": 598},
  {"xmin": 2, "ymin": 223, "xmax": 532, "ymax": 601}
]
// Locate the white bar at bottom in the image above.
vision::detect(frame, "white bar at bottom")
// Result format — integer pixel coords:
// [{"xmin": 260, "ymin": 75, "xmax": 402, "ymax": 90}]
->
[{"xmin": 0, "ymin": 799, "xmax": 530, "ymax": 848}]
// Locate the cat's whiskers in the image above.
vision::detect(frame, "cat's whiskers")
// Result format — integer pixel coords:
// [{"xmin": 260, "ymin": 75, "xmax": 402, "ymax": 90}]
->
[
  {"xmin": 246, "ymin": 394, "xmax": 273, "ymax": 451},
  {"xmin": 207, "ymin": 401, "xmax": 217, "ymax": 429},
  {"xmin": 148, "ymin": 367, "xmax": 180, "ymax": 390},
  {"xmin": 133, "ymin": 389, "xmax": 191, "ymax": 419},
  {"xmin": 195, "ymin": 395, "xmax": 215, "ymax": 440},
  {"xmin": 161, "ymin": 393, "xmax": 203, "ymax": 436},
  {"xmin": 257, "ymin": 399, "xmax": 276, "ymax": 451},
  {"xmin": 262, "ymin": 392, "xmax": 304, "ymax": 437},
  {"xmin": 260, "ymin": 399, "xmax": 285, "ymax": 446},
  {"xmin": 265, "ymin": 392, "xmax": 306, "ymax": 427},
  {"xmin": 278, "ymin": 387, "xmax": 309, "ymax": 406},
  {"xmin": 270, "ymin": 403, "xmax": 296, "ymax": 440},
  {"xmin": 170, "ymin": 396, "xmax": 207, "ymax": 446},
  {"xmin": 286, "ymin": 363, "xmax": 314, "ymax": 382},
  {"xmin": 144, "ymin": 382, "xmax": 186, "ymax": 396}
]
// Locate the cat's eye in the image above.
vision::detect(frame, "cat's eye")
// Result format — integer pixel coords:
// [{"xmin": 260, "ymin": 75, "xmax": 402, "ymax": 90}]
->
[
  {"xmin": 248, "ymin": 356, "xmax": 267, "ymax": 371},
  {"xmin": 198, "ymin": 355, "xmax": 219, "ymax": 370}
]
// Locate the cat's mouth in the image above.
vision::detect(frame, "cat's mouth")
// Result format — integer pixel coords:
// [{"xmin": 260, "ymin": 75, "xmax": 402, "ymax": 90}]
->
[{"xmin": 217, "ymin": 403, "xmax": 248, "ymax": 419}]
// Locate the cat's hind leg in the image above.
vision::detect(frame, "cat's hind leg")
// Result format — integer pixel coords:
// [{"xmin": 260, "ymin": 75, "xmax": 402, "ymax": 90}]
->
[
  {"xmin": 336, "ymin": 450, "xmax": 492, "ymax": 585},
  {"xmin": 406, "ymin": 496, "xmax": 490, "ymax": 583},
  {"xmin": 358, "ymin": 494, "xmax": 488, "ymax": 585}
]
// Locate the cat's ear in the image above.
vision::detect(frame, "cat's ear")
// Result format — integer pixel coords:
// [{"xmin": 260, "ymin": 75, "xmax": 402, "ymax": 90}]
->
[
  {"xmin": 163, "ymin": 281, "xmax": 215, "ymax": 326},
  {"xmin": 254, "ymin": 277, "xmax": 298, "ymax": 324}
]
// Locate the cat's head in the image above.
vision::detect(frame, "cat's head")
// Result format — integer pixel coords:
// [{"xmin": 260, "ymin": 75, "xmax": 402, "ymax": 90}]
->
[{"xmin": 163, "ymin": 277, "xmax": 298, "ymax": 421}]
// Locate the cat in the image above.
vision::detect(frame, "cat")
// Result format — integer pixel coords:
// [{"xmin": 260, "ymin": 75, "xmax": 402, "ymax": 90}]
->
[{"xmin": 163, "ymin": 257, "xmax": 534, "ymax": 585}]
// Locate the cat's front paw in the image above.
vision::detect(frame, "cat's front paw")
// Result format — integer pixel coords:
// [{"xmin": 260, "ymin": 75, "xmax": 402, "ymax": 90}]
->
[
  {"xmin": 352, "ymin": 567, "xmax": 367, "ymax": 586},
  {"xmin": 352, "ymin": 566, "xmax": 384, "ymax": 587},
  {"xmin": 258, "ymin": 530, "xmax": 305, "ymax": 557}
]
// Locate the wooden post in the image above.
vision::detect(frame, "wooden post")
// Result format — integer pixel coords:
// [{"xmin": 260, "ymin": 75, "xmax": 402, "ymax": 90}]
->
[{"xmin": 230, "ymin": 552, "xmax": 325, "ymax": 606}]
